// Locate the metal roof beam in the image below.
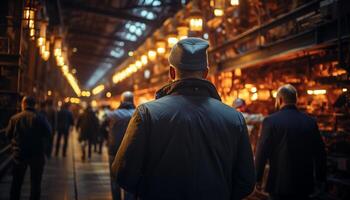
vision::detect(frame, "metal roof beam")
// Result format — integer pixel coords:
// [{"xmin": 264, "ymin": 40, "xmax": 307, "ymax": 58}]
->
[
  {"xmin": 68, "ymin": 28, "xmax": 129, "ymax": 43},
  {"xmin": 62, "ymin": 2, "xmax": 155, "ymax": 24}
]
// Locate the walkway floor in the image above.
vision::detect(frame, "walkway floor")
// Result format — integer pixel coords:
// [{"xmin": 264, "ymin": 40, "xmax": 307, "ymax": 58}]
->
[{"xmin": 0, "ymin": 130, "xmax": 112, "ymax": 200}]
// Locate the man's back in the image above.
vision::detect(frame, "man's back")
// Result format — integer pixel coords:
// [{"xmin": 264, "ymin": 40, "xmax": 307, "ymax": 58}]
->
[
  {"xmin": 6, "ymin": 109, "xmax": 51, "ymax": 160},
  {"xmin": 114, "ymin": 79, "xmax": 255, "ymax": 200},
  {"xmin": 108, "ymin": 108, "xmax": 134, "ymax": 155},
  {"xmin": 256, "ymin": 105, "xmax": 326, "ymax": 195},
  {"xmin": 57, "ymin": 109, "xmax": 73, "ymax": 132}
]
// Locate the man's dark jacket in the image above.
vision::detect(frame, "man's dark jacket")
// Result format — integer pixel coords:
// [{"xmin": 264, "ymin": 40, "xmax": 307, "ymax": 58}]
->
[
  {"xmin": 108, "ymin": 102, "xmax": 135, "ymax": 156},
  {"xmin": 77, "ymin": 109, "xmax": 99, "ymax": 142},
  {"xmin": 57, "ymin": 108, "xmax": 74, "ymax": 134},
  {"xmin": 255, "ymin": 105, "xmax": 327, "ymax": 196},
  {"xmin": 6, "ymin": 108, "xmax": 52, "ymax": 161},
  {"xmin": 113, "ymin": 78, "xmax": 255, "ymax": 200}
]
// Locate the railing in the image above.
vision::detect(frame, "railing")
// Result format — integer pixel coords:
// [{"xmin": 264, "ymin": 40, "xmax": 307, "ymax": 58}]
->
[{"xmin": 0, "ymin": 129, "xmax": 12, "ymax": 179}]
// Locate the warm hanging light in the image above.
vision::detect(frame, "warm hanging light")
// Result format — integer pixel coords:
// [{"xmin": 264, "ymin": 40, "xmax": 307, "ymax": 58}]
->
[
  {"xmin": 167, "ymin": 33, "xmax": 178, "ymax": 48},
  {"xmin": 148, "ymin": 50, "xmax": 157, "ymax": 61},
  {"xmin": 92, "ymin": 84, "xmax": 105, "ymax": 95},
  {"xmin": 66, "ymin": 73, "xmax": 81, "ymax": 96},
  {"xmin": 106, "ymin": 92, "xmax": 112, "ymax": 98},
  {"xmin": 234, "ymin": 68, "xmax": 242, "ymax": 76},
  {"xmin": 141, "ymin": 55, "xmax": 148, "ymax": 65},
  {"xmin": 177, "ymin": 24, "xmax": 189, "ymax": 40},
  {"xmin": 37, "ymin": 20, "xmax": 48, "ymax": 47},
  {"xmin": 41, "ymin": 41, "xmax": 50, "ymax": 61},
  {"xmin": 230, "ymin": 0, "xmax": 239, "ymax": 6},
  {"xmin": 62, "ymin": 64, "xmax": 69, "ymax": 74},
  {"xmin": 135, "ymin": 60, "xmax": 143, "ymax": 69},
  {"xmin": 156, "ymin": 40, "xmax": 166, "ymax": 54},
  {"xmin": 23, "ymin": 4, "xmax": 36, "ymax": 40},
  {"xmin": 54, "ymin": 37, "xmax": 62, "ymax": 57},
  {"xmin": 214, "ymin": 0, "xmax": 225, "ymax": 17},
  {"xmin": 189, "ymin": 0, "xmax": 203, "ymax": 32}
]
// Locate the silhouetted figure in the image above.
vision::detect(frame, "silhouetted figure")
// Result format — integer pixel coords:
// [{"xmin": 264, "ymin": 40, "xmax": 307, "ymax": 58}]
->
[
  {"xmin": 5, "ymin": 96, "xmax": 51, "ymax": 200},
  {"xmin": 97, "ymin": 106, "xmax": 111, "ymax": 154},
  {"xmin": 112, "ymin": 38, "xmax": 255, "ymax": 200},
  {"xmin": 55, "ymin": 103, "xmax": 74, "ymax": 157},
  {"xmin": 39, "ymin": 100, "xmax": 57, "ymax": 157},
  {"xmin": 77, "ymin": 106, "xmax": 99, "ymax": 161},
  {"xmin": 108, "ymin": 91, "xmax": 135, "ymax": 200},
  {"xmin": 255, "ymin": 84, "xmax": 327, "ymax": 200}
]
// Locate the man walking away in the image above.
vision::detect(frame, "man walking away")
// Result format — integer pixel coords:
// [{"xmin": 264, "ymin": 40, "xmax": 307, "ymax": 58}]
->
[
  {"xmin": 112, "ymin": 38, "xmax": 255, "ymax": 200},
  {"xmin": 77, "ymin": 106, "xmax": 99, "ymax": 161},
  {"xmin": 255, "ymin": 84, "xmax": 327, "ymax": 200},
  {"xmin": 6, "ymin": 96, "xmax": 51, "ymax": 200},
  {"xmin": 55, "ymin": 103, "xmax": 74, "ymax": 157},
  {"xmin": 107, "ymin": 91, "xmax": 135, "ymax": 200}
]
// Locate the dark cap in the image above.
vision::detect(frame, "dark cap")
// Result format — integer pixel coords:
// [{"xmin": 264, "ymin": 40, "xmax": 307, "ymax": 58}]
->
[{"xmin": 168, "ymin": 37, "xmax": 209, "ymax": 71}]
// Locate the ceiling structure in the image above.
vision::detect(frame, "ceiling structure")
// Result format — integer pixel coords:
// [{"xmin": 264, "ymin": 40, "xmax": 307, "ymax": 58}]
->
[{"xmin": 59, "ymin": 0, "xmax": 186, "ymax": 90}]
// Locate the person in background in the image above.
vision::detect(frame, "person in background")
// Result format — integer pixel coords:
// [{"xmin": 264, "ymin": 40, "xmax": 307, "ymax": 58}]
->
[
  {"xmin": 77, "ymin": 105, "xmax": 99, "ymax": 161},
  {"xmin": 255, "ymin": 84, "xmax": 327, "ymax": 200},
  {"xmin": 5, "ymin": 96, "xmax": 51, "ymax": 200},
  {"xmin": 112, "ymin": 38, "xmax": 255, "ymax": 200},
  {"xmin": 233, "ymin": 98, "xmax": 264, "ymax": 152},
  {"xmin": 55, "ymin": 103, "xmax": 74, "ymax": 157},
  {"xmin": 39, "ymin": 100, "xmax": 57, "ymax": 157},
  {"xmin": 107, "ymin": 91, "xmax": 135, "ymax": 200}
]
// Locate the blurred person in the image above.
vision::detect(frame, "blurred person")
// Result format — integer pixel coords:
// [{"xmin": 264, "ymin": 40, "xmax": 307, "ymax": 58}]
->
[
  {"xmin": 233, "ymin": 98, "xmax": 264, "ymax": 152},
  {"xmin": 107, "ymin": 91, "xmax": 136, "ymax": 200},
  {"xmin": 255, "ymin": 84, "xmax": 327, "ymax": 200},
  {"xmin": 5, "ymin": 96, "xmax": 51, "ymax": 200},
  {"xmin": 233, "ymin": 98, "xmax": 264, "ymax": 133},
  {"xmin": 77, "ymin": 105, "xmax": 99, "ymax": 161},
  {"xmin": 39, "ymin": 100, "xmax": 57, "ymax": 157},
  {"xmin": 112, "ymin": 38, "xmax": 255, "ymax": 200},
  {"xmin": 55, "ymin": 103, "xmax": 74, "ymax": 157}
]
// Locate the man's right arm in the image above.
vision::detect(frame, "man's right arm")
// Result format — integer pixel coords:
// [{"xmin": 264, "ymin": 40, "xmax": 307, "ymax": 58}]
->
[
  {"xmin": 255, "ymin": 117, "xmax": 273, "ymax": 184},
  {"xmin": 112, "ymin": 105, "xmax": 149, "ymax": 194},
  {"xmin": 231, "ymin": 113, "xmax": 256, "ymax": 199},
  {"xmin": 5, "ymin": 118, "xmax": 15, "ymax": 139}
]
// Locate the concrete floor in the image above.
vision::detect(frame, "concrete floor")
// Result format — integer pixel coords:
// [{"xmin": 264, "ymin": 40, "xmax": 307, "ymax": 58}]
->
[{"xmin": 0, "ymin": 131, "xmax": 112, "ymax": 200}]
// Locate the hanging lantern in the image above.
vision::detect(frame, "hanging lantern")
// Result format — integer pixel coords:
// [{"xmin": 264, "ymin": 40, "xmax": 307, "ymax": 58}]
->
[
  {"xmin": 42, "ymin": 42, "xmax": 50, "ymax": 61},
  {"xmin": 156, "ymin": 40, "xmax": 166, "ymax": 54},
  {"xmin": 148, "ymin": 50, "xmax": 157, "ymax": 61},
  {"xmin": 167, "ymin": 33, "xmax": 178, "ymax": 48},
  {"xmin": 177, "ymin": 23, "xmax": 189, "ymax": 40},
  {"xmin": 54, "ymin": 37, "xmax": 62, "ymax": 57},
  {"xmin": 214, "ymin": 0, "xmax": 225, "ymax": 17},
  {"xmin": 23, "ymin": 5, "xmax": 36, "ymax": 40},
  {"xmin": 37, "ymin": 20, "xmax": 48, "ymax": 47},
  {"xmin": 230, "ymin": 0, "xmax": 239, "ymax": 6},
  {"xmin": 23, "ymin": 7, "xmax": 35, "ymax": 27},
  {"xmin": 189, "ymin": 3, "xmax": 203, "ymax": 32}
]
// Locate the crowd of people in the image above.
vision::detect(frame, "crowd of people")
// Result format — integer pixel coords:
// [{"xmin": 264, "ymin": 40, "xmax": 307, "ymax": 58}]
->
[{"xmin": 3, "ymin": 38, "xmax": 327, "ymax": 200}]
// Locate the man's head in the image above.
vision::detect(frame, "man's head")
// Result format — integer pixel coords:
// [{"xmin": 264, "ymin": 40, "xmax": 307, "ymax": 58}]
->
[
  {"xmin": 275, "ymin": 84, "xmax": 298, "ymax": 110},
  {"xmin": 121, "ymin": 91, "xmax": 134, "ymax": 104},
  {"xmin": 233, "ymin": 98, "xmax": 247, "ymax": 112},
  {"xmin": 168, "ymin": 37, "xmax": 209, "ymax": 81},
  {"xmin": 21, "ymin": 96, "xmax": 36, "ymax": 111}
]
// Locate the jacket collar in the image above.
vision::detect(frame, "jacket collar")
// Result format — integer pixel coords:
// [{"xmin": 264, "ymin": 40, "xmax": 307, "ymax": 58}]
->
[
  {"xmin": 155, "ymin": 78, "xmax": 221, "ymax": 101},
  {"xmin": 118, "ymin": 102, "xmax": 135, "ymax": 110},
  {"xmin": 24, "ymin": 107, "xmax": 36, "ymax": 112},
  {"xmin": 281, "ymin": 104, "xmax": 298, "ymax": 111}
]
